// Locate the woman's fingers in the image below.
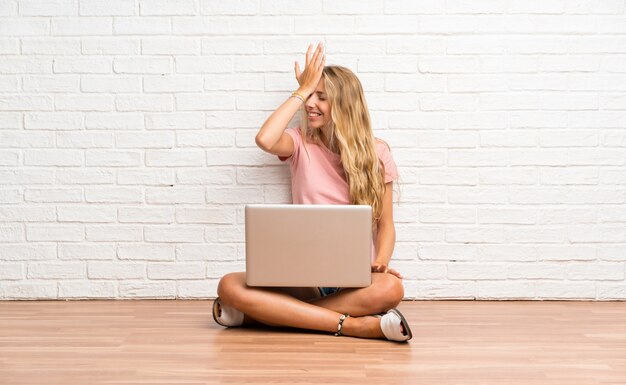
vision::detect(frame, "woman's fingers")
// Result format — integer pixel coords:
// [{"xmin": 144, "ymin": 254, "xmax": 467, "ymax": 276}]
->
[
  {"xmin": 303, "ymin": 42, "xmax": 324, "ymax": 72},
  {"xmin": 319, "ymin": 53, "xmax": 326, "ymax": 69},
  {"xmin": 388, "ymin": 269, "xmax": 403, "ymax": 279},
  {"xmin": 372, "ymin": 263, "xmax": 387, "ymax": 273},
  {"xmin": 372, "ymin": 264, "xmax": 403, "ymax": 279},
  {"xmin": 294, "ymin": 61, "xmax": 301, "ymax": 82},
  {"xmin": 305, "ymin": 43, "xmax": 312, "ymax": 65},
  {"xmin": 296, "ymin": 43, "xmax": 324, "ymax": 90},
  {"xmin": 310, "ymin": 43, "xmax": 323, "ymax": 66},
  {"xmin": 313, "ymin": 43, "xmax": 324, "ymax": 66},
  {"xmin": 307, "ymin": 43, "xmax": 320, "ymax": 65}
]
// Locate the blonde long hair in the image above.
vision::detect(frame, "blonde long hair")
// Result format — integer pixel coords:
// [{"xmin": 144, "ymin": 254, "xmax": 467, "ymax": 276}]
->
[{"xmin": 299, "ymin": 65, "xmax": 387, "ymax": 227}]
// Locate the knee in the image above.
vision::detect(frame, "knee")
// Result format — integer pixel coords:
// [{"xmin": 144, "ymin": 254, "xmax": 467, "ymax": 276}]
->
[
  {"xmin": 217, "ymin": 272, "xmax": 247, "ymax": 306},
  {"xmin": 369, "ymin": 274, "xmax": 404, "ymax": 313}
]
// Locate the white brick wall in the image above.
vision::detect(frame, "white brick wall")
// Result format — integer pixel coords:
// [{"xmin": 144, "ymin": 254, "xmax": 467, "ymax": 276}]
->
[{"xmin": 1, "ymin": 1, "xmax": 626, "ymax": 300}]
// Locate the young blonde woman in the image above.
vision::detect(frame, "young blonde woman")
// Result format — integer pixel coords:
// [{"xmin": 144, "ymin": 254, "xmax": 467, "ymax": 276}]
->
[{"xmin": 213, "ymin": 42, "xmax": 412, "ymax": 342}]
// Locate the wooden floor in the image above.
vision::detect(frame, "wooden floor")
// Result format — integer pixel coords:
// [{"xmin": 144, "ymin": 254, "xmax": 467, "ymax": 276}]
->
[{"xmin": 0, "ymin": 300, "xmax": 625, "ymax": 385}]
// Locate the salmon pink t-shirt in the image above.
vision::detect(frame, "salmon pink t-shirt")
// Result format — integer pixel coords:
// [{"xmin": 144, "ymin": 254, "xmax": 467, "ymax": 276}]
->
[{"xmin": 278, "ymin": 126, "xmax": 399, "ymax": 262}]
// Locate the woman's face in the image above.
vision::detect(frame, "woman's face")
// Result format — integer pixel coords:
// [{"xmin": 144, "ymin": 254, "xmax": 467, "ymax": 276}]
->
[{"xmin": 304, "ymin": 79, "xmax": 331, "ymax": 129}]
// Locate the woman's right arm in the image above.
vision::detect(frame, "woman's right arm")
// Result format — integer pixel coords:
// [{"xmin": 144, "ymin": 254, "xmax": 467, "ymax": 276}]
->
[
  {"xmin": 255, "ymin": 42, "xmax": 325, "ymax": 157},
  {"xmin": 254, "ymin": 90, "xmax": 308, "ymax": 157}
]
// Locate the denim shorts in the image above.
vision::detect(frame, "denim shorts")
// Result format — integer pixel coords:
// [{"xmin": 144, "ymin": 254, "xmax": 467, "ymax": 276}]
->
[{"xmin": 318, "ymin": 287, "xmax": 340, "ymax": 297}]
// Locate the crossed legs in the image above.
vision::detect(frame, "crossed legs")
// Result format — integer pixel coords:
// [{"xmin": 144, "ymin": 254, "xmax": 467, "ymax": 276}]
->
[{"xmin": 216, "ymin": 272, "xmax": 404, "ymax": 338}]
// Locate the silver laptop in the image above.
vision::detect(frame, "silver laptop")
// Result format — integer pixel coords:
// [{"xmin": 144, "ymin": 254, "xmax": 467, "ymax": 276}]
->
[{"xmin": 245, "ymin": 204, "xmax": 372, "ymax": 287}]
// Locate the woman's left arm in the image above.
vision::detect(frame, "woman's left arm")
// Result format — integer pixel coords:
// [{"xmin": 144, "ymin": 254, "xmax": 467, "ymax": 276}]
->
[{"xmin": 372, "ymin": 182, "xmax": 403, "ymax": 279}]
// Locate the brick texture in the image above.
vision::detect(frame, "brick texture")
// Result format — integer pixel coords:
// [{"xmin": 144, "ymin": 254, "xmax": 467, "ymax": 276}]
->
[{"xmin": 1, "ymin": 1, "xmax": 625, "ymax": 300}]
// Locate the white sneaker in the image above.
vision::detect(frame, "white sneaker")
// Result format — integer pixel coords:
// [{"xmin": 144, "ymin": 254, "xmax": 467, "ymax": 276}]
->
[
  {"xmin": 212, "ymin": 297, "xmax": 244, "ymax": 327},
  {"xmin": 375, "ymin": 308, "xmax": 412, "ymax": 342}
]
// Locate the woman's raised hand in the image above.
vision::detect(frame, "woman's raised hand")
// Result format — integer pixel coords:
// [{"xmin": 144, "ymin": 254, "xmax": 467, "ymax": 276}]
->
[{"xmin": 294, "ymin": 42, "xmax": 326, "ymax": 96}]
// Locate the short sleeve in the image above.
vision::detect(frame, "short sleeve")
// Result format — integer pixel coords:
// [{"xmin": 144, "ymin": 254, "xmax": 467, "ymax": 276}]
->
[
  {"xmin": 376, "ymin": 139, "xmax": 398, "ymax": 184},
  {"xmin": 277, "ymin": 126, "xmax": 302, "ymax": 163}
]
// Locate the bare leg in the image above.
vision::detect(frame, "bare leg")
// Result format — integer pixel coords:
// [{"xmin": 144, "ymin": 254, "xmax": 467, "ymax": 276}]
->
[
  {"xmin": 217, "ymin": 272, "xmax": 404, "ymax": 339},
  {"xmin": 308, "ymin": 273, "xmax": 404, "ymax": 316},
  {"xmin": 219, "ymin": 273, "xmax": 342, "ymax": 332},
  {"xmin": 240, "ymin": 286, "xmax": 321, "ymax": 327}
]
